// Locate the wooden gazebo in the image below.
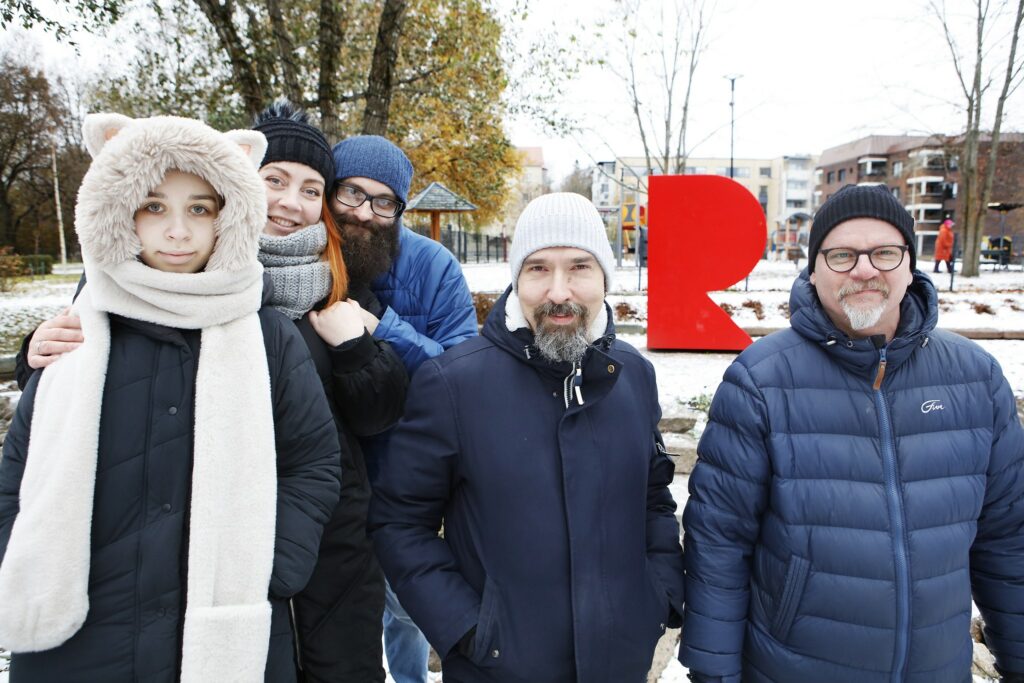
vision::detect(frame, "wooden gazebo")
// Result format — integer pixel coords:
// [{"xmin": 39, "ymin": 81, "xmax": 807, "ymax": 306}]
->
[{"xmin": 406, "ymin": 181, "xmax": 477, "ymax": 241}]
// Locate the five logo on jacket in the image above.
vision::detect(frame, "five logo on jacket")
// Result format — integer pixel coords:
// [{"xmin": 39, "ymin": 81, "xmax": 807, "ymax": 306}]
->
[{"xmin": 921, "ymin": 399, "xmax": 945, "ymax": 414}]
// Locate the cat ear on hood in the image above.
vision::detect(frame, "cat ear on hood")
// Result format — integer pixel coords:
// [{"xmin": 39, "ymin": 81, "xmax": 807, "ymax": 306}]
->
[
  {"xmin": 223, "ymin": 129, "xmax": 268, "ymax": 170},
  {"xmin": 82, "ymin": 113, "xmax": 135, "ymax": 159}
]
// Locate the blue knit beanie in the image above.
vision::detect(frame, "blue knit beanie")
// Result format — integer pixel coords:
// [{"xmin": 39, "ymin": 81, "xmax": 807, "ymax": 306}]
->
[{"xmin": 332, "ymin": 135, "xmax": 414, "ymax": 204}]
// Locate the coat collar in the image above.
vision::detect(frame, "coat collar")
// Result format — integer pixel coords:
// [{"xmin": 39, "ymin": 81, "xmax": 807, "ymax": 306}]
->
[
  {"xmin": 482, "ymin": 286, "xmax": 622, "ymax": 408},
  {"xmin": 788, "ymin": 268, "xmax": 939, "ymax": 378}
]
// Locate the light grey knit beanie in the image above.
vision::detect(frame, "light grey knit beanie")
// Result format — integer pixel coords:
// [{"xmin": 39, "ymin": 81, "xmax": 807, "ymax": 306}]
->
[{"xmin": 510, "ymin": 193, "xmax": 615, "ymax": 292}]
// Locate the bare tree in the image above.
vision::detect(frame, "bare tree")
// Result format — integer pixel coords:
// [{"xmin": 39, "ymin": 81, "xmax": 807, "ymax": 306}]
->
[
  {"xmin": 607, "ymin": 0, "xmax": 710, "ymax": 189},
  {"xmin": 931, "ymin": 0, "xmax": 1024, "ymax": 276}
]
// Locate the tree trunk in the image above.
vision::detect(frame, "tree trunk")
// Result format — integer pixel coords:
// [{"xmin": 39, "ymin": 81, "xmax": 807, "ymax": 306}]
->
[
  {"xmin": 266, "ymin": 0, "xmax": 302, "ymax": 104},
  {"xmin": 978, "ymin": 0, "xmax": 1024, "ymax": 262},
  {"xmin": 191, "ymin": 0, "xmax": 266, "ymax": 117},
  {"xmin": 362, "ymin": 0, "xmax": 408, "ymax": 136},
  {"xmin": 317, "ymin": 0, "xmax": 345, "ymax": 142}
]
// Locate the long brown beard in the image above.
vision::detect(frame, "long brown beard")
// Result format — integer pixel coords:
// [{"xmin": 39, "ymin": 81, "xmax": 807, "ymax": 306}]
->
[{"xmin": 335, "ymin": 213, "xmax": 400, "ymax": 285}]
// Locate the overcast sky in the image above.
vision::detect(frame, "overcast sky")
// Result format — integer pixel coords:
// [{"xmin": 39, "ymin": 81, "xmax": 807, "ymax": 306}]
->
[
  {"xmin": 506, "ymin": 0, "xmax": 1024, "ymax": 180},
  {"xmin": 20, "ymin": 0, "xmax": 1024, "ymax": 184}
]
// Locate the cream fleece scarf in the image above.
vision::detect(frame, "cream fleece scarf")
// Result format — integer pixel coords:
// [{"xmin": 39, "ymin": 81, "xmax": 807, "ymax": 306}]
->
[
  {"xmin": 504, "ymin": 289, "xmax": 608, "ymax": 341},
  {"xmin": 0, "ymin": 114, "xmax": 277, "ymax": 683}
]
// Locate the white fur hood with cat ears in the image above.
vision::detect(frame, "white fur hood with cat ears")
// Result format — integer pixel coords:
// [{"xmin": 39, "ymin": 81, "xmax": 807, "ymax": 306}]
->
[{"xmin": 76, "ymin": 113, "xmax": 269, "ymax": 273}]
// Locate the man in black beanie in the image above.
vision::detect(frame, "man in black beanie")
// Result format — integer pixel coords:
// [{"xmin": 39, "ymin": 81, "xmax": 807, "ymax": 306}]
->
[{"xmin": 680, "ymin": 184, "xmax": 1024, "ymax": 682}]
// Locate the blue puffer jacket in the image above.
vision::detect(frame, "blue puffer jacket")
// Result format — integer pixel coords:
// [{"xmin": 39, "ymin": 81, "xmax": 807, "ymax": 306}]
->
[
  {"xmin": 369, "ymin": 226, "xmax": 478, "ymax": 373},
  {"xmin": 0, "ymin": 307, "xmax": 341, "ymax": 682},
  {"xmin": 369, "ymin": 289, "xmax": 685, "ymax": 683},
  {"xmin": 680, "ymin": 270, "xmax": 1024, "ymax": 683}
]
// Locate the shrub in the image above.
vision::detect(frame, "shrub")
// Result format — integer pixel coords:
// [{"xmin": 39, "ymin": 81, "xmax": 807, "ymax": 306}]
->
[
  {"xmin": 742, "ymin": 299, "xmax": 766, "ymax": 321},
  {"xmin": 472, "ymin": 292, "xmax": 498, "ymax": 325},
  {"xmin": 21, "ymin": 254, "xmax": 53, "ymax": 275},
  {"xmin": 614, "ymin": 301, "xmax": 639, "ymax": 321},
  {"xmin": 0, "ymin": 247, "xmax": 25, "ymax": 292}
]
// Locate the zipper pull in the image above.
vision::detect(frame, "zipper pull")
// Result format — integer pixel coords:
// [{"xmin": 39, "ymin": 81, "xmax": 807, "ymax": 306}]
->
[
  {"xmin": 573, "ymin": 364, "xmax": 584, "ymax": 405},
  {"xmin": 524, "ymin": 345, "xmax": 531, "ymax": 359},
  {"xmin": 873, "ymin": 346, "xmax": 887, "ymax": 391}
]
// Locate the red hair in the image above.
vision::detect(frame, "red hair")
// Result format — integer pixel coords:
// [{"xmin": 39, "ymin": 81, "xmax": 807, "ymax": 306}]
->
[{"xmin": 322, "ymin": 197, "xmax": 349, "ymax": 305}]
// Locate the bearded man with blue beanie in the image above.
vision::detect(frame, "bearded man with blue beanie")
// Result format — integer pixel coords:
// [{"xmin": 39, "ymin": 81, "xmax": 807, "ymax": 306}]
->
[{"xmin": 329, "ymin": 135, "xmax": 477, "ymax": 683}]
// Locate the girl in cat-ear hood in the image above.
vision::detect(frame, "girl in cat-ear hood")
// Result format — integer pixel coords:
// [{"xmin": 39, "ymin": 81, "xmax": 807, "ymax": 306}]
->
[{"xmin": 0, "ymin": 114, "xmax": 341, "ymax": 683}]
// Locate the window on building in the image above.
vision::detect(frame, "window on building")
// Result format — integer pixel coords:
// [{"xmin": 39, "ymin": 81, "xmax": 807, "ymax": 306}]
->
[
  {"xmin": 788, "ymin": 159, "xmax": 807, "ymax": 170},
  {"xmin": 786, "ymin": 199, "xmax": 807, "ymax": 209},
  {"xmin": 838, "ymin": 169, "xmax": 846, "ymax": 182},
  {"xmin": 684, "ymin": 166, "xmax": 705, "ymax": 175},
  {"xmin": 787, "ymin": 179, "xmax": 808, "ymax": 189},
  {"xmin": 759, "ymin": 167, "xmax": 772, "ymax": 178},
  {"xmin": 758, "ymin": 185, "xmax": 769, "ymax": 202},
  {"xmin": 733, "ymin": 167, "xmax": 751, "ymax": 178},
  {"xmin": 827, "ymin": 171, "xmax": 835, "ymax": 184},
  {"xmin": 891, "ymin": 187, "xmax": 900, "ymax": 200},
  {"xmin": 892, "ymin": 161, "xmax": 903, "ymax": 178}
]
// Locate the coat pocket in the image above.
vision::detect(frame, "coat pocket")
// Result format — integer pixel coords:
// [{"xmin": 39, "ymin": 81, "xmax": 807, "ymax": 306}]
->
[
  {"xmin": 769, "ymin": 555, "xmax": 810, "ymax": 642},
  {"xmin": 472, "ymin": 575, "xmax": 501, "ymax": 666}
]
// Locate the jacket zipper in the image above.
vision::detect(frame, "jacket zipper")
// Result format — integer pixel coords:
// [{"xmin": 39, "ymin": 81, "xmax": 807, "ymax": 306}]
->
[
  {"xmin": 873, "ymin": 346, "xmax": 910, "ymax": 682},
  {"xmin": 562, "ymin": 362, "xmax": 584, "ymax": 408}
]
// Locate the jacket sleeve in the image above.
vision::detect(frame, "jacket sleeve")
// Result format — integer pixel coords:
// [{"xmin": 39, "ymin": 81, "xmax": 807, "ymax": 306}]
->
[
  {"xmin": 0, "ymin": 371, "xmax": 40, "ymax": 562},
  {"xmin": 971, "ymin": 357, "xmax": 1024, "ymax": 675},
  {"xmin": 679, "ymin": 360, "xmax": 771, "ymax": 682},
  {"xmin": 268, "ymin": 318, "xmax": 343, "ymax": 598},
  {"xmin": 373, "ymin": 256, "xmax": 477, "ymax": 374},
  {"xmin": 367, "ymin": 359, "xmax": 480, "ymax": 659},
  {"xmin": 328, "ymin": 330, "xmax": 408, "ymax": 437},
  {"xmin": 643, "ymin": 361, "xmax": 685, "ymax": 628}
]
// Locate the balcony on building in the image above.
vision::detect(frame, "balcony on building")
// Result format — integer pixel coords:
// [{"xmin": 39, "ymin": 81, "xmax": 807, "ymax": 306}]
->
[
  {"xmin": 858, "ymin": 156, "xmax": 888, "ymax": 180},
  {"xmin": 905, "ymin": 203, "xmax": 945, "ymax": 225},
  {"xmin": 905, "ymin": 175, "xmax": 947, "ymax": 201}
]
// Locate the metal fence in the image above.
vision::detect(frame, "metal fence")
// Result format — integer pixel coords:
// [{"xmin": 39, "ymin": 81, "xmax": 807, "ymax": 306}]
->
[{"xmin": 410, "ymin": 224, "xmax": 509, "ymax": 264}]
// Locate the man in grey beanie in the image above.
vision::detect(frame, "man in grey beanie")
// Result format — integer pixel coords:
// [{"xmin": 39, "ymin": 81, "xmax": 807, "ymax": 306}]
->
[
  {"xmin": 681, "ymin": 184, "xmax": 1024, "ymax": 683},
  {"xmin": 369, "ymin": 192, "xmax": 684, "ymax": 682}
]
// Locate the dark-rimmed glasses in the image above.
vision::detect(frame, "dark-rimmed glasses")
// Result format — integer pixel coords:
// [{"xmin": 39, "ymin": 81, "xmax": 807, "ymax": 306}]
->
[
  {"xmin": 819, "ymin": 245, "xmax": 908, "ymax": 273},
  {"xmin": 334, "ymin": 183, "xmax": 405, "ymax": 218}
]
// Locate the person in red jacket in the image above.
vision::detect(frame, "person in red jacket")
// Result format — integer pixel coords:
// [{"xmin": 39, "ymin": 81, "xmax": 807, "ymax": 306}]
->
[{"xmin": 934, "ymin": 218, "xmax": 955, "ymax": 272}]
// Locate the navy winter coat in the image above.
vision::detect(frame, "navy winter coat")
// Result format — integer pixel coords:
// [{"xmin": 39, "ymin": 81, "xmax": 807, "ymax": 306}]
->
[
  {"xmin": 369, "ymin": 289, "xmax": 685, "ymax": 683},
  {"xmin": 680, "ymin": 271, "xmax": 1024, "ymax": 683},
  {"xmin": 0, "ymin": 307, "xmax": 342, "ymax": 682}
]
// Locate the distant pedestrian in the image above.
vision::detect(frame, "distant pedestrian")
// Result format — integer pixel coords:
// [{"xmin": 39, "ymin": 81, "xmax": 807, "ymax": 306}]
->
[
  {"xmin": 934, "ymin": 217, "xmax": 954, "ymax": 273},
  {"xmin": 370, "ymin": 192, "xmax": 684, "ymax": 683}
]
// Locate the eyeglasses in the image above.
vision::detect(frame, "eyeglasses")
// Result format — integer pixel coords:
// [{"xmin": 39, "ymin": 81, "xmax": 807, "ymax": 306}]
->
[
  {"xmin": 819, "ymin": 245, "xmax": 908, "ymax": 273},
  {"xmin": 334, "ymin": 183, "xmax": 405, "ymax": 218}
]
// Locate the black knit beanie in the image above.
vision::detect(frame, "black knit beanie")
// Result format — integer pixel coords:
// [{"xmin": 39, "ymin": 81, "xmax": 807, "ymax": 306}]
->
[
  {"xmin": 252, "ymin": 99, "xmax": 334, "ymax": 185},
  {"xmin": 808, "ymin": 184, "xmax": 916, "ymax": 273}
]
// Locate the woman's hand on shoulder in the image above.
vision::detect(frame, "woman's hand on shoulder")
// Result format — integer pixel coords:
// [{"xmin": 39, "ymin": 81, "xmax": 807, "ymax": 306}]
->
[
  {"xmin": 308, "ymin": 300, "xmax": 366, "ymax": 347},
  {"xmin": 28, "ymin": 306, "xmax": 84, "ymax": 369}
]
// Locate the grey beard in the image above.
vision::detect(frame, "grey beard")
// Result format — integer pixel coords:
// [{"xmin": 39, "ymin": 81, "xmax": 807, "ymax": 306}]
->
[
  {"xmin": 837, "ymin": 278, "xmax": 890, "ymax": 331},
  {"xmin": 841, "ymin": 300, "xmax": 886, "ymax": 330},
  {"xmin": 533, "ymin": 301, "xmax": 591, "ymax": 363}
]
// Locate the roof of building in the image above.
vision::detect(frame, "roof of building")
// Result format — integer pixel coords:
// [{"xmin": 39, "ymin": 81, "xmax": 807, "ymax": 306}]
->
[
  {"xmin": 818, "ymin": 135, "xmax": 930, "ymax": 166},
  {"xmin": 518, "ymin": 147, "xmax": 546, "ymax": 168},
  {"xmin": 406, "ymin": 181, "xmax": 477, "ymax": 212}
]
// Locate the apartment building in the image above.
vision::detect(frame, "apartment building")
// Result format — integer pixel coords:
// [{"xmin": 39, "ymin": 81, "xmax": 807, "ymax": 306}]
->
[{"xmin": 815, "ymin": 134, "xmax": 1024, "ymax": 257}]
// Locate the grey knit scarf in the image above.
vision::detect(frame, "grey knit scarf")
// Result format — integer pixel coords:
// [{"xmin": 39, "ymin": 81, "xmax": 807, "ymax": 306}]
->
[{"xmin": 258, "ymin": 223, "xmax": 332, "ymax": 319}]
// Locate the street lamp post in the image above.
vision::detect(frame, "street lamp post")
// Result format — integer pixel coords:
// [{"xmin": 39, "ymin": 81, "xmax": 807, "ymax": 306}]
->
[
  {"xmin": 725, "ymin": 74, "xmax": 746, "ymax": 288},
  {"xmin": 725, "ymin": 74, "xmax": 742, "ymax": 179}
]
